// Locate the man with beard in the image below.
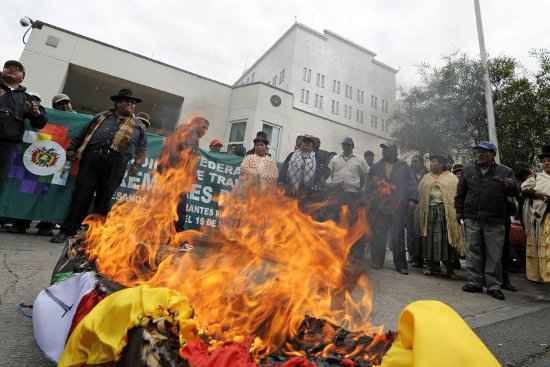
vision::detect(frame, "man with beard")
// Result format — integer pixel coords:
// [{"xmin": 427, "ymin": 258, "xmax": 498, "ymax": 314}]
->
[
  {"xmin": 51, "ymin": 89, "xmax": 147, "ymax": 243},
  {"xmin": 456, "ymin": 142, "xmax": 518, "ymax": 300},
  {"xmin": 368, "ymin": 144, "xmax": 418, "ymax": 274}
]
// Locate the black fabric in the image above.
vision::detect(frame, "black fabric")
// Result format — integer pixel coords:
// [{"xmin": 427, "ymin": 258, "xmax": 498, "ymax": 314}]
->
[
  {"xmin": 369, "ymin": 203, "xmax": 409, "ymax": 272},
  {"xmin": 368, "ymin": 159, "xmax": 418, "ymax": 204},
  {"xmin": 278, "ymin": 150, "xmax": 327, "ymax": 193},
  {"xmin": 455, "ymin": 163, "xmax": 518, "ymax": 223},
  {"xmin": 0, "ymin": 141, "xmax": 17, "ymax": 180},
  {"xmin": 0, "ymin": 81, "xmax": 47, "ymax": 143},
  {"xmin": 61, "ymin": 149, "xmax": 128, "ymax": 235}
]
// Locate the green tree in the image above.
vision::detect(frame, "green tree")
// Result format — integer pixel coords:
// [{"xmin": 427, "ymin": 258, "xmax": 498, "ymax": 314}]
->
[{"xmin": 392, "ymin": 51, "xmax": 550, "ymax": 172}]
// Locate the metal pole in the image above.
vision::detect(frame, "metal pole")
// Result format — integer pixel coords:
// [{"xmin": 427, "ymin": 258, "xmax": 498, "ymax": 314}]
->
[{"xmin": 474, "ymin": 0, "xmax": 500, "ymax": 162}]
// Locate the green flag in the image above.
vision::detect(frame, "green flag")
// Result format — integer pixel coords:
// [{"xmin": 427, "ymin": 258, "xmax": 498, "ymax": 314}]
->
[{"xmin": 0, "ymin": 108, "xmax": 164, "ymax": 222}]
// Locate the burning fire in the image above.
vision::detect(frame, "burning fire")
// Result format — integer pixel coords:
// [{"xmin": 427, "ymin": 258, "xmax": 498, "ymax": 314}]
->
[{"xmin": 84, "ymin": 118, "xmax": 379, "ymax": 358}]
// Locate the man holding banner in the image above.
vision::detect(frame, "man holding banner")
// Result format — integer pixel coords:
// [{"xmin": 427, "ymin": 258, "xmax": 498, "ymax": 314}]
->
[
  {"xmin": 51, "ymin": 89, "xmax": 147, "ymax": 243},
  {"xmin": 0, "ymin": 60, "xmax": 48, "ymax": 180}
]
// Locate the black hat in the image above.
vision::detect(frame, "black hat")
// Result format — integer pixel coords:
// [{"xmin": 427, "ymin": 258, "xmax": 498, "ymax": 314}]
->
[
  {"xmin": 301, "ymin": 135, "xmax": 316, "ymax": 144},
  {"xmin": 253, "ymin": 136, "xmax": 269, "ymax": 145},
  {"xmin": 110, "ymin": 88, "xmax": 142, "ymax": 103},
  {"xmin": 3, "ymin": 60, "xmax": 25, "ymax": 73},
  {"xmin": 452, "ymin": 163, "xmax": 464, "ymax": 173},
  {"xmin": 538, "ymin": 145, "xmax": 550, "ymax": 160},
  {"xmin": 255, "ymin": 131, "xmax": 268, "ymax": 139}
]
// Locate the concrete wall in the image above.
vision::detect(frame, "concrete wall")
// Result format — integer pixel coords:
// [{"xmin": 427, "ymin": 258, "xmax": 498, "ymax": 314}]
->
[
  {"xmin": 19, "ymin": 23, "xmax": 391, "ymax": 159},
  {"xmin": 227, "ymin": 83, "xmax": 386, "ymax": 161},
  {"xmin": 235, "ymin": 28, "xmax": 296, "ymax": 92},
  {"xmin": 20, "ymin": 25, "xmax": 233, "ymax": 148}
]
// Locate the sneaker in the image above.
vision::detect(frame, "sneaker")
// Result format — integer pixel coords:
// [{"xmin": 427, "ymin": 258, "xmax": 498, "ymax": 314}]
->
[
  {"xmin": 50, "ymin": 232, "xmax": 69, "ymax": 243},
  {"xmin": 488, "ymin": 289, "xmax": 505, "ymax": 300},
  {"xmin": 462, "ymin": 283, "xmax": 483, "ymax": 293}
]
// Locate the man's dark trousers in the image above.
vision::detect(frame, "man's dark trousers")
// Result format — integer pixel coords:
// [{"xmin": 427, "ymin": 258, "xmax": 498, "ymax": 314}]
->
[
  {"xmin": 370, "ymin": 204, "xmax": 408, "ymax": 271},
  {"xmin": 464, "ymin": 218, "xmax": 505, "ymax": 291},
  {"xmin": 61, "ymin": 148, "xmax": 128, "ymax": 235},
  {"xmin": 0, "ymin": 141, "xmax": 17, "ymax": 181}
]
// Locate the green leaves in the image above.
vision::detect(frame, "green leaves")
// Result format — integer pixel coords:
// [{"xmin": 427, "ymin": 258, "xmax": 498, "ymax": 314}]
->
[{"xmin": 392, "ymin": 51, "xmax": 550, "ymax": 172}]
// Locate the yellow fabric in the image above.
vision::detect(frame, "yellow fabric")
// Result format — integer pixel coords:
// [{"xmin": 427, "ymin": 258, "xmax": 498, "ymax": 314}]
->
[
  {"xmin": 417, "ymin": 171, "xmax": 464, "ymax": 255},
  {"xmin": 381, "ymin": 301, "xmax": 501, "ymax": 367},
  {"xmin": 58, "ymin": 286, "xmax": 196, "ymax": 367},
  {"xmin": 526, "ymin": 214, "xmax": 550, "ymax": 282}
]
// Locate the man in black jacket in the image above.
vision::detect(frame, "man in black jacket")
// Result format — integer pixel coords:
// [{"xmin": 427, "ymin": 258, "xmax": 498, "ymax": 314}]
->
[
  {"xmin": 368, "ymin": 144, "xmax": 418, "ymax": 274},
  {"xmin": 456, "ymin": 141, "xmax": 518, "ymax": 300},
  {"xmin": 0, "ymin": 60, "xmax": 47, "ymax": 178}
]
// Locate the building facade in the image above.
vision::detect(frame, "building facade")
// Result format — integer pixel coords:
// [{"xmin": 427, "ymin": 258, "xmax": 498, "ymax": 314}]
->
[{"xmin": 19, "ymin": 21, "xmax": 396, "ymax": 162}]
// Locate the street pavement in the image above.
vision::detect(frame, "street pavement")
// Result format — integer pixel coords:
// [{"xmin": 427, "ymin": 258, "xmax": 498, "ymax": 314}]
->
[{"xmin": 1, "ymin": 231, "xmax": 550, "ymax": 366}]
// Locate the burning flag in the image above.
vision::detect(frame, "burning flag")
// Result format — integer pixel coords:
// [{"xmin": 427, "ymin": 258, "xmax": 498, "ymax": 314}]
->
[{"xmin": 50, "ymin": 117, "xmax": 500, "ymax": 367}]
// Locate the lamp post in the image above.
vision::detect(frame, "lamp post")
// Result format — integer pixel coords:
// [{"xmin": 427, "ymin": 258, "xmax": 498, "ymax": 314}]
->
[
  {"xmin": 473, "ymin": 0, "xmax": 500, "ymax": 162},
  {"xmin": 19, "ymin": 16, "xmax": 43, "ymax": 44}
]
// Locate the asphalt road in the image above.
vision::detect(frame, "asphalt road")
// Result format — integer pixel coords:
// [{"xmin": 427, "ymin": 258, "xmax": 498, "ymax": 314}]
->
[{"xmin": 1, "ymin": 230, "xmax": 550, "ymax": 366}]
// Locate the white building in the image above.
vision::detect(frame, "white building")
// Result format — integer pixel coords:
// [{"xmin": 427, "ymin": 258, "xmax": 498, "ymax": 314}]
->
[{"xmin": 19, "ymin": 21, "xmax": 396, "ymax": 161}]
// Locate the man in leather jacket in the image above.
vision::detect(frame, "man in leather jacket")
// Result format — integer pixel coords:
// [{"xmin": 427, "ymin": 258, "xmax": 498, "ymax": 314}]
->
[{"xmin": 456, "ymin": 141, "xmax": 518, "ymax": 300}]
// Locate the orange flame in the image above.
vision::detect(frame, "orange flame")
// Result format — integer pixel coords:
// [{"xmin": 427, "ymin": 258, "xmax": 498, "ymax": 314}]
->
[{"xmin": 84, "ymin": 117, "xmax": 378, "ymax": 357}]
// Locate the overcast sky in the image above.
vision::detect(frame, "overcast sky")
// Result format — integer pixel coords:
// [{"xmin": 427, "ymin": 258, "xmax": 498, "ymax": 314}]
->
[{"xmin": 1, "ymin": 0, "xmax": 548, "ymax": 89}]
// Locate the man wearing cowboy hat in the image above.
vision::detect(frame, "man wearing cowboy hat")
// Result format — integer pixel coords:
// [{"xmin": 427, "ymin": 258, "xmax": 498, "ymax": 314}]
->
[
  {"xmin": 51, "ymin": 88, "xmax": 148, "ymax": 243},
  {"xmin": 456, "ymin": 141, "xmax": 518, "ymax": 300}
]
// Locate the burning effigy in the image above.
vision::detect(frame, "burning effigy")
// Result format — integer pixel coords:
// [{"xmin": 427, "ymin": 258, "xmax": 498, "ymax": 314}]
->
[{"xmin": 34, "ymin": 118, "xmax": 501, "ymax": 367}]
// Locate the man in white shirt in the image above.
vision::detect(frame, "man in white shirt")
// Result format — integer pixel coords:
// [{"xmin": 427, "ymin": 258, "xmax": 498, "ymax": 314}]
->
[{"xmin": 327, "ymin": 137, "xmax": 368, "ymax": 194}]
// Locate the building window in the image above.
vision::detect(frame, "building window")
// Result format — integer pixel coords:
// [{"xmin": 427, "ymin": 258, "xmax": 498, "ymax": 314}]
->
[
  {"xmin": 333, "ymin": 80, "xmax": 341, "ymax": 94},
  {"xmin": 262, "ymin": 122, "xmax": 281, "ymax": 160},
  {"xmin": 314, "ymin": 94, "xmax": 324, "ymax": 109},
  {"xmin": 280, "ymin": 69, "xmax": 285, "ymax": 84},
  {"xmin": 245, "ymin": 76, "xmax": 249, "ymax": 84},
  {"xmin": 357, "ymin": 90, "xmax": 365, "ymax": 104},
  {"xmin": 300, "ymin": 89, "xmax": 305, "ymax": 103},
  {"xmin": 303, "ymin": 67, "xmax": 311, "ymax": 82},
  {"xmin": 371, "ymin": 95, "xmax": 375, "ymax": 108},
  {"xmin": 371, "ymin": 115, "xmax": 378, "ymax": 129},
  {"xmin": 305, "ymin": 90, "xmax": 310, "ymax": 104},
  {"xmin": 229, "ymin": 120, "xmax": 247, "ymax": 151},
  {"xmin": 273, "ymin": 75, "xmax": 277, "ymax": 85},
  {"xmin": 345, "ymin": 85, "xmax": 353, "ymax": 99},
  {"xmin": 331, "ymin": 100, "xmax": 340, "ymax": 114},
  {"xmin": 375, "ymin": 96, "xmax": 378, "ymax": 110},
  {"xmin": 321, "ymin": 74, "xmax": 325, "ymax": 88},
  {"xmin": 316, "ymin": 73, "xmax": 321, "ymax": 87}
]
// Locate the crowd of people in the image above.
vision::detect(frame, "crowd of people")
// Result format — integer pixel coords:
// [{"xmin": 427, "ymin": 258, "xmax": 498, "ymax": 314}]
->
[
  {"xmin": 236, "ymin": 129, "xmax": 550, "ymax": 301},
  {"xmin": 1, "ymin": 58, "xmax": 549, "ymax": 303}
]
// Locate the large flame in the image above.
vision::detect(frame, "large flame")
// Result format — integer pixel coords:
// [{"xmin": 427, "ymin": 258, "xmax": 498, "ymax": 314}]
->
[{"xmin": 85, "ymin": 118, "xmax": 377, "ymax": 357}]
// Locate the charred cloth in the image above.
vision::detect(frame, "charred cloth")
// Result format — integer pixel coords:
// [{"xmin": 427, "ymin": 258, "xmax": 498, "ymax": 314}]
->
[{"xmin": 263, "ymin": 316, "xmax": 395, "ymax": 367}]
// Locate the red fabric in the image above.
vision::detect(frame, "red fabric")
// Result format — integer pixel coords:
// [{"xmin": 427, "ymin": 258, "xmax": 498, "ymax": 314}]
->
[
  {"xmin": 339, "ymin": 359, "xmax": 356, "ymax": 367},
  {"xmin": 510, "ymin": 223, "xmax": 526, "ymax": 248},
  {"xmin": 278, "ymin": 356, "xmax": 316, "ymax": 367},
  {"xmin": 180, "ymin": 339, "xmax": 258, "ymax": 367},
  {"xmin": 68, "ymin": 289, "xmax": 105, "ymax": 337}
]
